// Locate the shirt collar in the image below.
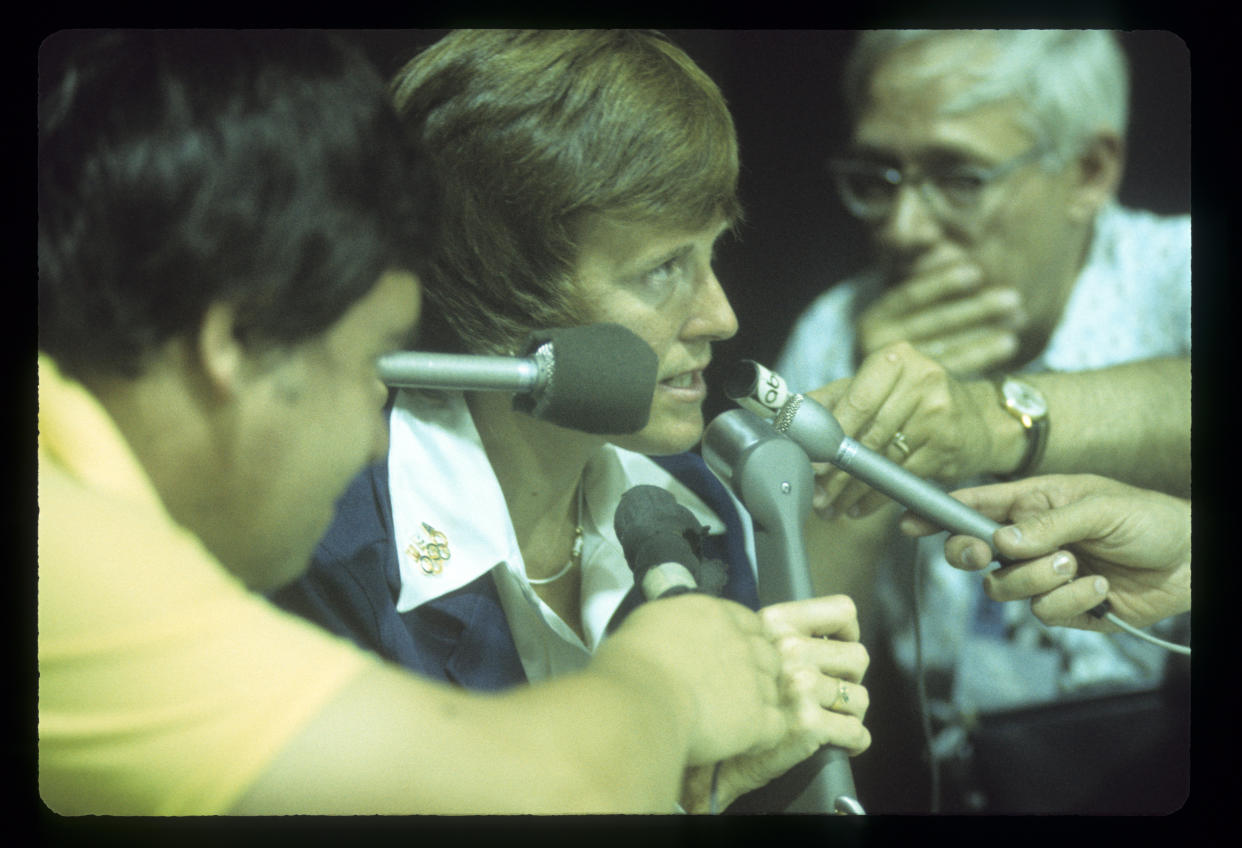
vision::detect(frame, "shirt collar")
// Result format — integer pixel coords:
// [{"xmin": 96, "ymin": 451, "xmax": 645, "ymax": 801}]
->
[{"xmin": 386, "ymin": 389, "xmax": 730, "ymax": 614}]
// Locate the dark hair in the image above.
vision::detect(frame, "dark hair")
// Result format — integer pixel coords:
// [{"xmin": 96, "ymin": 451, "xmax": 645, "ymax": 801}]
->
[
  {"xmin": 38, "ymin": 29, "xmax": 438, "ymax": 380},
  {"xmin": 390, "ymin": 29, "xmax": 740, "ymax": 355}
]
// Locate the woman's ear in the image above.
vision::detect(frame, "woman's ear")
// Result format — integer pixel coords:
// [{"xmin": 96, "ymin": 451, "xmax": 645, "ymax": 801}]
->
[
  {"xmin": 196, "ymin": 302, "xmax": 246, "ymax": 398},
  {"xmin": 1068, "ymin": 131, "xmax": 1125, "ymax": 223}
]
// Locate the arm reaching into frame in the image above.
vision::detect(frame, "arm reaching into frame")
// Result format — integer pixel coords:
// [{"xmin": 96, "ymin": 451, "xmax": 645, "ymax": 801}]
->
[
  {"xmin": 807, "ymin": 347, "xmax": 1191, "ymax": 521},
  {"xmin": 231, "ymin": 594, "xmax": 791, "ymax": 814}
]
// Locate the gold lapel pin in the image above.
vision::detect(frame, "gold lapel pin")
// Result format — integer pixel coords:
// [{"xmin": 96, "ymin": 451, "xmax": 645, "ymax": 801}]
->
[{"xmin": 406, "ymin": 522, "xmax": 451, "ymax": 575}]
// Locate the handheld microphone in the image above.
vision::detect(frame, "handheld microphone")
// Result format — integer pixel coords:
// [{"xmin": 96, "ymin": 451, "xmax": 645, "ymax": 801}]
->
[
  {"xmin": 377, "ymin": 322, "xmax": 658, "ymax": 435},
  {"xmin": 726, "ymin": 360, "xmax": 1012, "ymax": 551},
  {"xmin": 723, "ymin": 360, "xmax": 1111, "ymax": 619},
  {"xmin": 613, "ymin": 485, "xmax": 722, "ymax": 600}
]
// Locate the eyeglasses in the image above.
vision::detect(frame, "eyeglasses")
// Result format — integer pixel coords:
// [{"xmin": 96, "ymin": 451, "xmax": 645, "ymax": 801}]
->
[{"xmin": 828, "ymin": 147, "xmax": 1049, "ymax": 225}]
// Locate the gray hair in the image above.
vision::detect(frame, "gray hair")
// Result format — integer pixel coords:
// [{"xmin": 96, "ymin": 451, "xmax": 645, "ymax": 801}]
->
[{"xmin": 844, "ymin": 30, "xmax": 1129, "ymax": 165}]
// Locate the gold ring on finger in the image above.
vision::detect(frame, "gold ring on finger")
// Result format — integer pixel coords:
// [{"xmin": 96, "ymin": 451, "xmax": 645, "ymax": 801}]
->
[
  {"xmin": 890, "ymin": 431, "xmax": 912, "ymax": 459},
  {"xmin": 829, "ymin": 680, "xmax": 850, "ymax": 711}
]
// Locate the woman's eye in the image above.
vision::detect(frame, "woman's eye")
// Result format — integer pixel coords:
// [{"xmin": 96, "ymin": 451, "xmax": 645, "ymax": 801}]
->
[
  {"xmin": 639, "ymin": 254, "xmax": 689, "ymax": 298},
  {"xmin": 647, "ymin": 257, "xmax": 679, "ymax": 284}
]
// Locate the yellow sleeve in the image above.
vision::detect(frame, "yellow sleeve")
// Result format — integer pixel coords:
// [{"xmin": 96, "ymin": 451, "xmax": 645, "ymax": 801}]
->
[{"xmin": 38, "ymin": 462, "xmax": 379, "ymax": 816}]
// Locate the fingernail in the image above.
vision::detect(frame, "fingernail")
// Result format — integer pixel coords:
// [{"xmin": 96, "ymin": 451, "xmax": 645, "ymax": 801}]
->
[
  {"xmin": 819, "ymin": 505, "xmax": 838, "ymax": 521},
  {"xmin": 848, "ymin": 505, "xmax": 863, "ymax": 519},
  {"xmin": 961, "ymin": 547, "xmax": 983, "ymax": 569},
  {"xmin": 1094, "ymin": 577, "xmax": 1108, "ymax": 595},
  {"xmin": 997, "ymin": 526, "xmax": 1021, "ymax": 545},
  {"xmin": 1051, "ymin": 553, "xmax": 1074, "ymax": 576}
]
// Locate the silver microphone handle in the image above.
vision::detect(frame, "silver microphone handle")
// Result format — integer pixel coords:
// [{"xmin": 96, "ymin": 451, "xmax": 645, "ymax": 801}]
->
[
  {"xmin": 376, "ymin": 351, "xmax": 544, "ymax": 393},
  {"xmin": 703, "ymin": 409, "xmax": 864, "ymax": 815},
  {"xmin": 704, "ymin": 411, "xmax": 815, "ymax": 606},
  {"xmin": 779, "ymin": 394, "xmax": 1004, "ymax": 553}
]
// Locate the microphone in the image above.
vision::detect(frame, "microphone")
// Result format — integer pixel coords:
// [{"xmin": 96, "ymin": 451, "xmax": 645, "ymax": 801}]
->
[
  {"xmin": 725, "ymin": 360, "xmax": 1008, "ymax": 548},
  {"xmin": 376, "ymin": 322, "xmax": 658, "ymax": 435},
  {"xmin": 702, "ymin": 408, "xmax": 864, "ymax": 815},
  {"xmin": 723, "ymin": 360, "xmax": 1111, "ymax": 618},
  {"xmin": 701, "ymin": 411, "xmax": 815, "ymax": 608},
  {"xmin": 613, "ymin": 485, "xmax": 722, "ymax": 600}
]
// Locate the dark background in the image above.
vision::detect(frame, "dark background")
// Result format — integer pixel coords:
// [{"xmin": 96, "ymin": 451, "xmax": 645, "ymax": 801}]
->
[{"xmin": 342, "ymin": 29, "xmax": 1192, "ymax": 422}]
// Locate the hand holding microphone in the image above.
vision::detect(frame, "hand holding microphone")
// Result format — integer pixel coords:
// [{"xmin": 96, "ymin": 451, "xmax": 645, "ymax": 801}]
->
[
  {"xmin": 899, "ymin": 474, "xmax": 1193, "ymax": 640},
  {"xmin": 781, "ymin": 343, "xmax": 1001, "ymax": 521},
  {"xmin": 722, "ymin": 360, "xmax": 1076, "ymax": 601},
  {"xmin": 607, "ymin": 486, "xmax": 788, "ymax": 780},
  {"xmin": 725, "ymin": 359, "xmax": 1010, "ymax": 552},
  {"xmin": 722, "ymin": 361, "xmax": 1205, "ymax": 652},
  {"xmin": 594, "ymin": 593, "xmax": 789, "ymax": 774},
  {"xmin": 612, "ymin": 484, "xmax": 870, "ymax": 813}
]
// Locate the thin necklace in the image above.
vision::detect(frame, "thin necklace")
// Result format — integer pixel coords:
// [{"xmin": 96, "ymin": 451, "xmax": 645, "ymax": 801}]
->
[{"xmin": 527, "ymin": 482, "xmax": 585, "ymax": 585}]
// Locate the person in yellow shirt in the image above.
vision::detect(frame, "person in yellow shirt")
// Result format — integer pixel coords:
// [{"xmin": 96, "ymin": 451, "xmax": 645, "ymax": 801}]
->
[{"xmin": 37, "ymin": 29, "xmax": 826, "ymax": 815}]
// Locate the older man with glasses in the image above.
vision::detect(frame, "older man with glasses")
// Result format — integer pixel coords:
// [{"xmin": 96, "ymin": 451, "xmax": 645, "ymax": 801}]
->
[{"xmin": 776, "ymin": 30, "xmax": 1190, "ymax": 813}]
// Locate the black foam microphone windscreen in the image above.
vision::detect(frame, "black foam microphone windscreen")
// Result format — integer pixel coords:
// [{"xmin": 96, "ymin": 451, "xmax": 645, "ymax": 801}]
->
[
  {"xmin": 517, "ymin": 323, "xmax": 658, "ymax": 434},
  {"xmin": 615, "ymin": 486, "xmax": 700, "ymax": 572}
]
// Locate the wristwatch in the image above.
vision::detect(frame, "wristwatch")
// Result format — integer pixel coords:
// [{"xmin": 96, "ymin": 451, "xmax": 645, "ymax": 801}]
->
[{"xmin": 996, "ymin": 376, "xmax": 1049, "ymax": 479}]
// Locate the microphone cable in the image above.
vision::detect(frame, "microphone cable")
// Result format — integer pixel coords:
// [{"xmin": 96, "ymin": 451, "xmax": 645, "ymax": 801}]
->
[{"xmin": 1103, "ymin": 613, "xmax": 1190, "ymax": 656}]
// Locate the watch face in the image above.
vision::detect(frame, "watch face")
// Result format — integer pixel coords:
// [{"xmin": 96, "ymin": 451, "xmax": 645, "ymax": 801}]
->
[{"xmin": 1004, "ymin": 378, "xmax": 1048, "ymax": 416}]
